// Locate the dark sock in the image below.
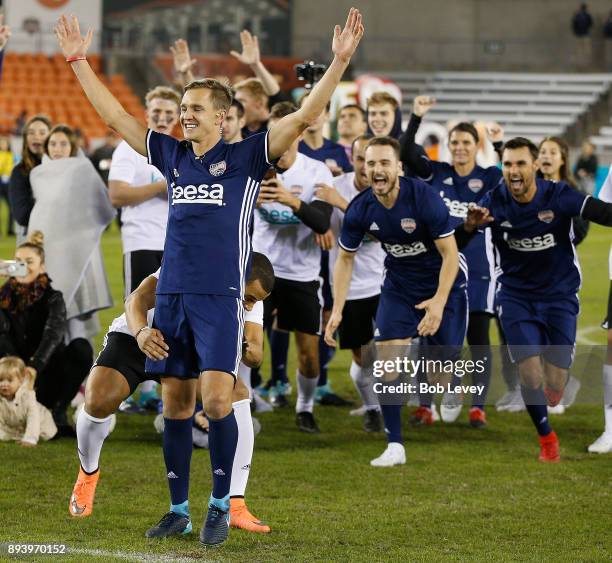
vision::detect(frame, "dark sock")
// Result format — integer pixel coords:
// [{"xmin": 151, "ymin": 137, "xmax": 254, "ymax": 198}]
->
[
  {"xmin": 270, "ymin": 330, "xmax": 289, "ymax": 385},
  {"xmin": 163, "ymin": 417, "xmax": 193, "ymax": 506},
  {"xmin": 207, "ymin": 410, "xmax": 238, "ymax": 499},
  {"xmin": 317, "ymin": 335, "xmax": 335, "ymax": 387},
  {"xmin": 520, "ymin": 385, "xmax": 552, "ymax": 436},
  {"xmin": 471, "ymin": 345, "xmax": 491, "ymax": 410},
  {"xmin": 380, "ymin": 404, "xmax": 402, "ymax": 443},
  {"xmin": 417, "ymin": 367, "xmax": 432, "ymax": 407}
]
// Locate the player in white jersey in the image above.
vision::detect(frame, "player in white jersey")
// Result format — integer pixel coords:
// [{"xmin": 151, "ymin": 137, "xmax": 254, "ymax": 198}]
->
[
  {"xmin": 253, "ymin": 102, "xmax": 334, "ymax": 433},
  {"xmin": 589, "ymin": 164, "xmax": 612, "ymax": 453},
  {"xmin": 315, "ymin": 135, "xmax": 386, "ymax": 431},
  {"xmin": 108, "ymin": 86, "xmax": 179, "ymax": 297},
  {"xmin": 68, "ymin": 254, "xmax": 275, "ymax": 533}
]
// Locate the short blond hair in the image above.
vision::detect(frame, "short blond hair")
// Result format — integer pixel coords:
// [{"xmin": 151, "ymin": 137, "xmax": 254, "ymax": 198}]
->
[
  {"xmin": 145, "ymin": 86, "xmax": 181, "ymax": 109},
  {"xmin": 366, "ymin": 92, "xmax": 398, "ymax": 110},
  {"xmin": 233, "ymin": 78, "xmax": 268, "ymax": 102},
  {"xmin": 0, "ymin": 357, "xmax": 26, "ymax": 380},
  {"xmin": 184, "ymin": 79, "xmax": 233, "ymax": 111}
]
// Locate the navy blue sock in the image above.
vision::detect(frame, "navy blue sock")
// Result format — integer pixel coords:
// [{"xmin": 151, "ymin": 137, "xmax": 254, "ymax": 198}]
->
[
  {"xmin": 520, "ymin": 385, "xmax": 552, "ymax": 436},
  {"xmin": 471, "ymin": 344, "xmax": 491, "ymax": 410},
  {"xmin": 317, "ymin": 335, "xmax": 335, "ymax": 387},
  {"xmin": 270, "ymin": 330, "xmax": 289, "ymax": 385},
  {"xmin": 417, "ymin": 367, "xmax": 432, "ymax": 407},
  {"xmin": 162, "ymin": 417, "xmax": 193, "ymax": 507},
  {"xmin": 207, "ymin": 410, "xmax": 238, "ymax": 499},
  {"xmin": 380, "ymin": 404, "xmax": 403, "ymax": 443}
]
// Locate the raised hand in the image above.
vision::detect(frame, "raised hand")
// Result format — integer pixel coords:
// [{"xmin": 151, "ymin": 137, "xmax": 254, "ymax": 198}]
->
[
  {"xmin": 170, "ymin": 39, "xmax": 196, "ymax": 74},
  {"xmin": 0, "ymin": 15, "xmax": 11, "ymax": 52},
  {"xmin": 54, "ymin": 14, "xmax": 93, "ymax": 59},
  {"xmin": 465, "ymin": 204, "xmax": 494, "ymax": 230},
  {"xmin": 332, "ymin": 7, "xmax": 364, "ymax": 63},
  {"xmin": 413, "ymin": 95, "xmax": 435, "ymax": 117},
  {"xmin": 486, "ymin": 121, "xmax": 504, "ymax": 144},
  {"xmin": 230, "ymin": 30, "xmax": 261, "ymax": 66}
]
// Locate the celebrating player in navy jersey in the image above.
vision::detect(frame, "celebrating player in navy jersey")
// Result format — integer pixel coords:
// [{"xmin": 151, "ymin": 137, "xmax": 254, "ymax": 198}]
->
[
  {"xmin": 55, "ymin": 8, "xmax": 364, "ymax": 546},
  {"xmin": 325, "ymin": 136, "xmax": 468, "ymax": 467},
  {"xmin": 459, "ymin": 137, "xmax": 612, "ymax": 462},
  {"xmin": 401, "ymin": 96, "xmax": 504, "ymax": 427}
]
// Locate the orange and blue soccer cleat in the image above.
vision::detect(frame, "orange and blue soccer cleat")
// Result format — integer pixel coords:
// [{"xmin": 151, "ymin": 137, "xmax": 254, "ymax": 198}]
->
[
  {"xmin": 230, "ymin": 498, "xmax": 271, "ymax": 533},
  {"xmin": 69, "ymin": 467, "xmax": 100, "ymax": 517},
  {"xmin": 409, "ymin": 406, "xmax": 434, "ymax": 426},
  {"xmin": 538, "ymin": 431, "xmax": 560, "ymax": 463},
  {"xmin": 469, "ymin": 407, "xmax": 487, "ymax": 428}
]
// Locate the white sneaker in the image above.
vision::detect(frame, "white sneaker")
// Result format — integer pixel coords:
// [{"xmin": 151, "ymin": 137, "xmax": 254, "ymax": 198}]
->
[
  {"xmin": 431, "ymin": 403, "xmax": 440, "ymax": 422},
  {"xmin": 588, "ymin": 432, "xmax": 612, "ymax": 454},
  {"xmin": 350, "ymin": 405, "xmax": 367, "ymax": 417},
  {"xmin": 561, "ymin": 376, "xmax": 581, "ymax": 408},
  {"xmin": 253, "ymin": 393, "xmax": 273, "ymax": 413},
  {"xmin": 440, "ymin": 392, "xmax": 463, "ymax": 422},
  {"xmin": 497, "ymin": 388, "xmax": 526, "ymax": 412},
  {"xmin": 548, "ymin": 404, "xmax": 566, "ymax": 415},
  {"xmin": 370, "ymin": 442, "xmax": 406, "ymax": 467}
]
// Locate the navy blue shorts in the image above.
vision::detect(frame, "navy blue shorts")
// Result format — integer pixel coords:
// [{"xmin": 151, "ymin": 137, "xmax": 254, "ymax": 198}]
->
[
  {"xmin": 145, "ymin": 294, "xmax": 243, "ymax": 379},
  {"xmin": 375, "ymin": 284, "xmax": 467, "ymax": 359},
  {"xmin": 467, "ymin": 277, "xmax": 495, "ymax": 315},
  {"xmin": 497, "ymin": 291, "xmax": 578, "ymax": 369}
]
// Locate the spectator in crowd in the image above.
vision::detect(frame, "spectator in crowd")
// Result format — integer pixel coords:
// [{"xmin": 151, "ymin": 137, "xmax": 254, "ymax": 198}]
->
[
  {"xmin": 11, "ymin": 112, "xmax": 27, "ymax": 137},
  {"xmin": 0, "ymin": 356, "xmax": 57, "ymax": 445},
  {"xmin": 0, "ymin": 232, "xmax": 87, "ymax": 434},
  {"xmin": 0, "ymin": 14, "xmax": 10, "ymax": 78},
  {"xmin": 574, "ymin": 140, "xmax": 598, "ymax": 194},
  {"xmin": 90, "ymin": 130, "xmax": 120, "ymax": 186},
  {"xmin": 0, "ymin": 136, "xmax": 15, "ymax": 236},
  {"xmin": 29, "ymin": 124, "xmax": 115, "ymax": 346},
  {"xmin": 605, "ymin": 10, "xmax": 612, "ymax": 70},
  {"xmin": 8, "ymin": 115, "xmax": 52, "ymax": 245},
  {"xmin": 572, "ymin": 3, "xmax": 593, "ymax": 67}
]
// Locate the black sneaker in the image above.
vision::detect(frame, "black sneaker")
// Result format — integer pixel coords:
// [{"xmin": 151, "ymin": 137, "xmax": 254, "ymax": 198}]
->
[
  {"xmin": 200, "ymin": 498, "xmax": 230, "ymax": 546},
  {"xmin": 145, "ymin": 511, "xmax": 192, "ymax": 538},
  {"xmin": 319, "ymin": 391, "xmax": 354, "ymax": 407},
  {"xmin": 270, "ymin": 393, "xmax": 289, "ymax": 408},
  {"xmin": 363, "ymin": 409, "xmax": 382, "ymax": 432},
  {"xmin": 296, "ymin": 411, "xmax": 320, "ymax": 433}
]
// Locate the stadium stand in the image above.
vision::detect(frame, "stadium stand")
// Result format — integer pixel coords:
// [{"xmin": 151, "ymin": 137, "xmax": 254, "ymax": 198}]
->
[
  {"xmin": 380, "ymin": 71, "xmax": 612, "ymax": 145},
  {"xmin": 0, "ymin": 52, "xmax": 144, "ymax": 138},
  {"xmin": 590, "ymin": 118, "xmax": 612, "ymax": 152}
]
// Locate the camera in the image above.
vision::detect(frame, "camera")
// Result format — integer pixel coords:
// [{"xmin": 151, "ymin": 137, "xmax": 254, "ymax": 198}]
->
[
  {"xmin": 295, "ymin": 60, "xmax": 327, "ymax": 89},
  {"xmin": 0, "ymin": 260, "xmax": 27, "ymax": 277}
]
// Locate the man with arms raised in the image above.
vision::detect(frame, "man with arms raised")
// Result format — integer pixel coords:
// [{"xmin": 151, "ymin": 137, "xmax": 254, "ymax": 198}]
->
[{"xmin": 55, "ymin": 9, "xmax": 363, "ymax": 546}]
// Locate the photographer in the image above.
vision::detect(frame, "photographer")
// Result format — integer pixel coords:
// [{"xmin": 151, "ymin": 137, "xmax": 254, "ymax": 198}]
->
[{"xmin": 0, "ymin": 232, "xmax": 85, "ymax": 434}]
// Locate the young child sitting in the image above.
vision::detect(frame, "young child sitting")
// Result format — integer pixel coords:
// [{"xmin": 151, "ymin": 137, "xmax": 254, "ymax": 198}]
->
[{"xmin": 0, "ymin": 356, "xmax": 57, "ymax": 446}]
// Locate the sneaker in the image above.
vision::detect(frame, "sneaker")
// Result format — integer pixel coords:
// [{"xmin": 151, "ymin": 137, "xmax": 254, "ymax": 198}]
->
[
  {"xmin": 548, "ymin": 404, "xmax": 566, "ymax": 415},
  {"xmin": 254, "ymin": 380, "xmax": 273, "ymax": 399},
  {"xmin": 270, "ymin": 382, "xmax": 291, "ymax": 408},
  {"xmin": 469, "ymin": 407, "xmax": 487, "ymax": 428},
  {"xmin": 409, "ymin": 406, "xmax": 434, "ymax": 426},
  {"xmin": 200, "ymin": 496, "xmax": 230, "ymax": 546},
  {"xmin": 543, "ymin": 385, "xmax": 563, "ymax": 408},
  {"xmin": 319, "ymin": 391, "xmax": 354, "ymax": 406},
  {"xmin": 69, "ymin": 467, "xmax": 100, "ymax": 517},
  {"xmin": 431, "ymin": 403, "xmax": 440, "ymax": 422},
  {"xmin": 296, "ymin": 411, "xmax": 320, "ymax": 433},
  {"xmin": 496, "ymin": 388, "xmax": 525, "ymax": 412},
  {"xmin": 252, "ymin": 393, "xmax": 273, "ymax": 413},
  {"xmin": 146, "ymin": 511, "xmax": 192, "ymax": 538},
  {"xmin": 363, "ymin": 409, "xmax": 382, "ymax": 432},
  {"xmin": 587, "ymin": 432, "xmax": 612, "ymax": 454},
  {"xmin": 440, "ymin": 392, "xmax": 463, "ymax": 423},
  {"xmin": 538, "ymin": 431, "xmax": 560, "ymax": 463},
  {"xmin": 230, "ymin": 498, "xmax": 271, "ymax": 533},
  {"xmin": 370, "ymin": 442, "xmax": 406, "ymax": 467},
  {"xmin": 561, "ymin": 376, "xmax": 581, "ymax": 408},
  {"xmin": 350, "ymin": 405, "xmax": 367, "ymax": 416},
  {"xmin": 118, "ymin": 397, "xmax": 143, "ymax": 414}
]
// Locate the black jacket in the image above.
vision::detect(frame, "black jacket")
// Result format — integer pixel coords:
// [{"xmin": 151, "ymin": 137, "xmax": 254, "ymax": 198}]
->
[
  {"xmin": 8, "ymin": 161, "xmax": 36, "ymax": 228},
  {"xmin": 0, "ymin": 284, "xmax": 67, "ymax": 373}
]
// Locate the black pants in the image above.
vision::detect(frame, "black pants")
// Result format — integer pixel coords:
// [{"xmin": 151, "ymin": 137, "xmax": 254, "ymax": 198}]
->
[{"xmin": 123, "ymin": 250, "xmax": 163, "ymax": 298}]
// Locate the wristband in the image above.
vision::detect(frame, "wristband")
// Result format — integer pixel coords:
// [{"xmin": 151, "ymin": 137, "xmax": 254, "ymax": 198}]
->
[
  {"xmin": 66, "ymin": 55, "xmax": 86, "ymax": 63},
  {"xmin": 135, "ymin": 326, "xmax": 149, "ymax": 339}
]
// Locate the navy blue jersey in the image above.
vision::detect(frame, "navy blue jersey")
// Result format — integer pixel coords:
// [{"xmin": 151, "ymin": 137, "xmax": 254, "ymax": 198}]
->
[
  {"xmin": 428, "ymin": 161, "xmax": 502, "ymax": 281},
  {"xmin": 146, "ymin": 129, "xmax": 274, "ymax": 297},
  {"xmin": 479, "ymin": 179, "xmax": 587, "ymax": 299},
  {"xmin": 339, "ymin": 176, "xmax": 464, "ymax": 295},
  {"xmin": 298, "ymin": 138, "xmax": 353, "ymax": 173},
  {"xmin": 241, "ymin": 123, "xmax": 268, "ymax": 139}
]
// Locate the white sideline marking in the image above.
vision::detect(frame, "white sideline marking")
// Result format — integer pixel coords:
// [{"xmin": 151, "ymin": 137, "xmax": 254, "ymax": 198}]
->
[
  {"xmin": 69, "ymin": 548, "xmax": 208, "ymax": 562},
  {"xmin": 577, "ymin": 326, "xmax": 604, "ymax": 345}
]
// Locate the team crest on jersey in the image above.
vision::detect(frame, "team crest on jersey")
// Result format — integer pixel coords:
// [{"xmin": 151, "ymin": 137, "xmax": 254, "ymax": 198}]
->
[
  {"xmin": 290, "ymin": 185, "xmax": 303, "ymax": 196},
  {"xmin": 400, "ymin": 218, "xmax": 416, "ymax": 233},
  {"xmin": 209, "ymin": 160, "xmax": 227, "ymax": 177},
  {"xmin": 468, "ymin": 178, "xmax": 483, "ymax": 192},
  {"xmin": 537, "ymin": 210, "xmax": 555, "ymax": 223}
]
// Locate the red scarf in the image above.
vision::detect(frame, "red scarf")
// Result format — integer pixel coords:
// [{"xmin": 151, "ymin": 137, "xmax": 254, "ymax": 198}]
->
[{"xmin": 0, "ymin": 274, "xmax": 50, "ymax": 313}]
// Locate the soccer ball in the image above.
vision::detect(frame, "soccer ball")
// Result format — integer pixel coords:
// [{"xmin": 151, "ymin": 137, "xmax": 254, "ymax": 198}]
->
[{"xmin": 73, "ymin": 403, "xmax": 117, "ymax": 433}]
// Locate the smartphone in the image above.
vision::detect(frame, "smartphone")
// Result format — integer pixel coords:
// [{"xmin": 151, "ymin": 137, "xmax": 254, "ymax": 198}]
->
[{"xmin": 0, "ymin": 260, "xmax": 27, "ymax": 277}]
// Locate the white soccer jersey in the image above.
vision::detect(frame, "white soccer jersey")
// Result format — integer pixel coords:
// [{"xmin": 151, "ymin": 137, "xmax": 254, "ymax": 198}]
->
[
  {"xmin": 599, "ymin": 165, "xmax": 612, "ymax": 278},
  {"xmin": 252, "ymin": 153, "xmax": 333, "ymax": 282},
  {"xmin": 329, "ymin": 173, "xmax": 385, "ymax": 300},
  {"xmin": 107, "ymin": 270, "xmax": 264, "ymax": 336},
  {"xmin": 108, "ymin": 140, "xmax": 168, "ymax": 254}
]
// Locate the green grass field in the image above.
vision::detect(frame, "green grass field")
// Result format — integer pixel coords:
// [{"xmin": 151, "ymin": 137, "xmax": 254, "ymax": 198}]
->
[{"xmin": 0, "ymin": 222, "xmax": 610, "ymax": 562}]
